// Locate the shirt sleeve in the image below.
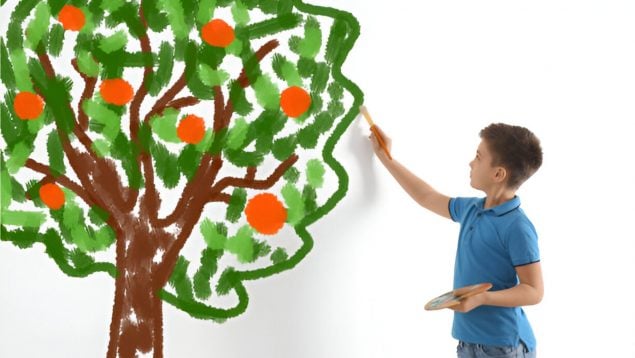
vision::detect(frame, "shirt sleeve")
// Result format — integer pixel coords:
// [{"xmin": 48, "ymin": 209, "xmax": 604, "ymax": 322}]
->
[
  {"xmin": 448, "ymin": 197, "xmax": 479, "ymax": 223},
  {"xmin": 506, "ymin": 218, "xmax": 541, "ymax": 267}
]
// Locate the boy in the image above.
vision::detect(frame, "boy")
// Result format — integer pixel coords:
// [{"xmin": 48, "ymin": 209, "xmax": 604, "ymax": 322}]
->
[{"xmin": 369, "ymin": 123, "xmax": 543, "ymax": 358}]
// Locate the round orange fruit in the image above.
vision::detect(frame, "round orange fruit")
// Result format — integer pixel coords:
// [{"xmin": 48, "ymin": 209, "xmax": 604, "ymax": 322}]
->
[{"xmin": 245, "ymin": 193, "xmax": 287, "ymax": 235}]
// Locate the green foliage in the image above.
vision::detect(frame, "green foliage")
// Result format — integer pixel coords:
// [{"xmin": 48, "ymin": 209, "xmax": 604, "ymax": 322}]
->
[
  {"xmin": 272, "ymin": 54, "xmax": 302, "ymax": 87},
  {"xmin": 0, "ymin": 40, "xmax": 16, "ymax": 88},
  {"xmin": 99, "ymin": 31, "xmax": 128, "ymax": 54},
  {"xmin": 149, "ymin": 42, "xmax": 174, "ymax": 95},
  {"xmin": 159, "ymin": 0, "xmax": 188, "ymax": 40},
  {"xmin": 142, "ymin": 0, "xmax": 169, "ymax": 32},
  {"xmin": 25, "ymin": 3, "xmax": 50, "ymax": 50},
  {"xmin": 151, "ymin": 142, "xmax": 181, "ymax": 188},
  {"xmin": 193, "ymin": 248, "xmax": 222, "ymax": 300},
  {"xmin": 1, "ymin": 211, "xmax": 44, "ymax": 230},
  {"xmin": 209, "ymin": 128, "xmax": 227, "ymax": 155},
  {"xmin": 46, "ymin": 130, "xmax": 66, "ymax": 177},
  {"xmin": 88, "ymin": 206, "xmax": 110, "ymax": 226},
  {"xmin": 306, "ymin": 159, "xmax": 325, "ymax": 188},
  {"xmin": 1, "ymin": 156, "xmax": 13, "ymax": 209},
  {"xmin": 77, "ymin": 51, "xmax": 100, "ymax": 77},
  {"xmin": 6, "ymin": 141, "xmax": 33, "ymax": 174},
  {"xmin": 290, "ymin": 16, "xmax": 321, "ymax": 59},
  {"xmin": 226, "ymin": 188, "xmax": 247, "ymax": 223},
  {"xmin": 297, "ymin": 57, "xmax": 316, "ymax": 78},
  {"xmin": 47, "ymin": 24, "xmax": 65, "ymax": 57},
  {"xmin": 231, "ymin": 0, "xmax": 250, "ymax": 25},
  {"xmin": 10, "ymin": 49, "xmax": 32, "ymax": 92},
  {"xmin": 150, "ymin": 108, "xmax": 181, "ymax": 143},
  {"xmin": 283, "ymin": 166, "xmax": 300, "ymax": 183},
  {"xmin": 325, "ymin": 18, "xmax": 348, "ymax": 64},
  {"xmin": 46, "ymin": 0, "xmax": 66, "ymax": 16},
  {"xmin": 110, "ymin": 134, "xmax": 143, "ymax": 189},
  {"xmin": 196, "ymin": 0, "xmax": 216, "ymax": 25},
  {"xmin": 10, "ymin": 177, "xmax": 27, "ymax": 203},
  {"xmin": 1, "ymin": 226, "xmax": 117, "ymax": 277},
  {"xmin": 169, "ymin": 256, "xmax": 194, "ymax": 300},
  {"xmin": 271, "ymin": 135, "xmax": 296, "ymax": 161},
  {"xmin": 225, "ymin": 226, "xmax": 254, "ymax": 263},
  {"xmin": 327, "ymin": 82, "xmax": 344, "ymax": 101},
  {"xmin": 241, "ymin": 13, "xmax": 302, "ymax": 39},
  {"xmin": 36, "ymin": 75, "xmax": 76, "ymax": 134},
  {"xmin": 84, "ymin": 99, "xmax": 122, "ymax": 143},
  {"xmin": 225, "ymin": 118, "xmax": 249, "ymax": 150},
  {"xmin": 302, "ymin": 184, "xmax": 318, "ymax": 215},
  {"xmin": 101, "ymin": 0, "xmax": 125, "ymax": 12},
  {"xmin": 270, "ymin": 247, "xmax": 288, "ymax": 264},
  {"xmin": 311, "ymin": 62, "xmax": 329, "ymax": 93},
  {"xmin": 200, "ymin": 219, "xmax": 227, "ymax": 250},
  {"xmin": 228, "ymin": 81, "xmax": 253, "ymax": 115},
  {"xmin": 177, "ymin": 145, "xmax": 202, "ymax": 181},
  {"xmin": 281, "ymin": 182, "xmax": 303, "ymax": 225},
  {"xmin": 224, "ymin": 148, "xmax": 264, "ymax": 167},
  {"xmin": 106, "ymin": 2, "xmax": 146, "ymax": 39},
  {"xmin": 216, "ymin": 267, "xmax": 237, "ymax": 295},
  {"xmin": 296, "ymin": 123, "xmax": 320, "ymax": 149},
  {"xmin": 199, "ymin": 64, "xmax": 229, "ymax": 87},
  {"xmin": 1, "ymin": 98, "xmax": 32, "ymax": 152},
  {"xmin": 253, "ymin": 74, "xmax": 279, "ymax": 110},
  {"xmin": 184, "ymin": 41, "xmax": 215, "ymax": 99}
]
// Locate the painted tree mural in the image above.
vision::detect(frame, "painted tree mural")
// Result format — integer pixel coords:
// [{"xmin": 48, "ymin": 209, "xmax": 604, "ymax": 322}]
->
[{"xmin": 0, "ymin": 0, "xmax": 363, "ymax": 356}]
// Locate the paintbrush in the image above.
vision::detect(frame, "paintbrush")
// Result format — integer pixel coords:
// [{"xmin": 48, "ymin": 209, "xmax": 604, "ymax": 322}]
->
[{"xmin": 360, "ymin": 105, "xmax": 392, "ymax": 160}]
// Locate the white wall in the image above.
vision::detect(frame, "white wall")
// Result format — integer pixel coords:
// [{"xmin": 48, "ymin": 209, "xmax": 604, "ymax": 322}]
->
[{"xmin": 2, "ymin": 0, "xmax": 635, "ymax": 357}]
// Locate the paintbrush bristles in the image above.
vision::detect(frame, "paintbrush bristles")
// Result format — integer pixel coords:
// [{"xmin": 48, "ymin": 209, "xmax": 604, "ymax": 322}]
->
[{"xmin": 359, "ymin": 105, "xmax": 375, "ymax": 127}]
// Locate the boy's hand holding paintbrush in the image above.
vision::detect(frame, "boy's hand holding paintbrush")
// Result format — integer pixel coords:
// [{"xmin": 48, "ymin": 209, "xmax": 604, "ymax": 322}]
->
[{"xmin": 361, "ymin": 106, "xmax": 393, "ymax": 161}]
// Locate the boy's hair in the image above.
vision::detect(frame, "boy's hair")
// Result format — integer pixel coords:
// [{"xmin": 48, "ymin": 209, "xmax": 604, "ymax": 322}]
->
[{"xmin": 480, "ymin": 123, "xmax": 543, "ymax": 189}]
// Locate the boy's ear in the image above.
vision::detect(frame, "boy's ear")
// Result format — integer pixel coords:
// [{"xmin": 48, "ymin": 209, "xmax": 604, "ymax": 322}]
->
[{"xmin": 493, "ymin": 167, "xmax": 507, "ymax": 183}]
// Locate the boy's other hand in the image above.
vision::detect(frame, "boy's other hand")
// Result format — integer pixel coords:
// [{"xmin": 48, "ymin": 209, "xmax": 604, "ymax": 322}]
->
[
  {"xmin": 368, "ymin": 125, "xmax": 392, "ymax": 159},
  {"xmin": 449, "ymin": 292, "xmax": 488, "ymax": 313}
]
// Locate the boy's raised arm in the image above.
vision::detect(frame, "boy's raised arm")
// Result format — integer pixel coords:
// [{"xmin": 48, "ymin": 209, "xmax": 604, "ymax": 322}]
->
[{"xmin": 369, "ymin": 126, "xmax": 452, "ymax": 220}]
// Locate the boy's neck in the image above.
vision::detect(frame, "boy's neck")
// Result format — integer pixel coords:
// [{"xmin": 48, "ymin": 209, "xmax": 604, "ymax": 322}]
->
[{"xmin": 484, "ymin": 186, "xmax": 516, "ymax": 209}]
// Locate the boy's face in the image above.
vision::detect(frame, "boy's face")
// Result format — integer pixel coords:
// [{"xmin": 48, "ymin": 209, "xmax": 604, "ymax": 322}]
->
[{"xmin": 469, "ymin": 140, "xmax": 505, "ymax": 191}]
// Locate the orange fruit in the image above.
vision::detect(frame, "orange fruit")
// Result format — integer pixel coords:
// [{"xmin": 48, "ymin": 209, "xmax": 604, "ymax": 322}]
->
[
  {"xmin": 245, "ymin": 193, "xmax": 287, "ymax": 235},
  {"xmin": 13, "ymin": 91, "xmax": 44, "ymax": 120},
  {"xmin": 99, "ymin": 79, "xmax": 134, "ymax": 106},
  {"xmin": 39, "ymin": 183, "xmax": 65, "ymax": 210},
  {"xmin": 177, "ymin": 115, "xmax": 206, "ymax": 144},
  {"xmin": 280, "ymin": 86, "xmax": 311, "ymax": 118},
  {"xmin": 58, "ymin": 5, "xmax": 85, "ymax": 32},
  {"xmin": 201, "ymin": 19, "xmax": 235, "ymax": 48}
]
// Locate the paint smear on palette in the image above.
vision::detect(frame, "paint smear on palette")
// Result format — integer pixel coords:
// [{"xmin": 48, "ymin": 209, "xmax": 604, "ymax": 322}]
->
[{"xmin": 0, "ymin": 0, "xmax": 364, "ymax": 356}]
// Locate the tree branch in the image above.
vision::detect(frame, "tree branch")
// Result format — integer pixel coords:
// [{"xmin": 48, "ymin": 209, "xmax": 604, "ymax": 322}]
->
[
  {"xmin": 37, "ymin": 51, "xmax": 55, "ymax": 80},
  {"xmin": 129, "ymin": 6, "xmax": 156, "ymax": 220},
  {"xmin": 130, "ymin": 6, "xmax": 153, "ymax": 142},
  {"xmin": 25, "ymin": 159, "xmax": 97, "ymax": 207},
  {"xmin": 70, "ymin": 59, "xmax": 97, "ymax": 131},
  {"xmin": 236, "ymin": 39, "xmax": 280, "ymax": 88},
  {"xmin": 143, "ymin": 71, "xmax": 187, "ymax": 123},
  {"xmin": 156, "ymin": 154, "xmax": 219, "ymax": 227},
  {"xmin": 139, "ymin": 153, "xmax": 161, "ymax": 226},
  {"xmin": 165, "ymin": 96, "xmax": 200, "ymax": 111},
  {"xmin": 210, "ymin": 154, "xmax": 299, "ymax": 197}
]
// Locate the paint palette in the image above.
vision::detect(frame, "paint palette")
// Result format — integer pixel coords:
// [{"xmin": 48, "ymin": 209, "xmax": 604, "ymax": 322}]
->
[{"xmin": 424, "ymin": 283, "xmax": 493, "ymax": 311}]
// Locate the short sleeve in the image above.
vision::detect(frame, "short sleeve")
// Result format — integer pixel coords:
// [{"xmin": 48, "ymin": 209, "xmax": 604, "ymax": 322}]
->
[
  {"xmin": 506, "ymin": 218, "xmax": 540, "ymax": 266},
  {"xmin": 449, "ymin": 197, "xmax": 479, "ymax": 223}
]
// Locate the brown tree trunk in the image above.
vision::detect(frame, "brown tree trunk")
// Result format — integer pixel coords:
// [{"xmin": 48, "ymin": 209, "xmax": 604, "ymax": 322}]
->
[{"xmin": 107, "ymin": 222, "xmax": 171, "ymax": 358}]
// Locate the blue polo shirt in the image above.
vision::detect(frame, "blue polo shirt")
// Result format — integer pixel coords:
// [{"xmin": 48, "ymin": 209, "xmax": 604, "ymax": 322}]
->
[{"xmin": 449, "ymin": 196, "xmax": 540, "ymax": 351}]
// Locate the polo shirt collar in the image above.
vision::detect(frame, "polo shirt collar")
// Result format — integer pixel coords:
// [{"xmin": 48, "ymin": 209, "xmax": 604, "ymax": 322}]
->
[{"xmin": 480, "ymin": 196, "xmax": 521, "ymax": 216}]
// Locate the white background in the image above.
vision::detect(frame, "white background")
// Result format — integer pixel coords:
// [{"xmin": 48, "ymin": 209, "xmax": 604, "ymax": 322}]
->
[{"xmin": 2, "ymin": 0, "xmax": 635, "ymax": 357}]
